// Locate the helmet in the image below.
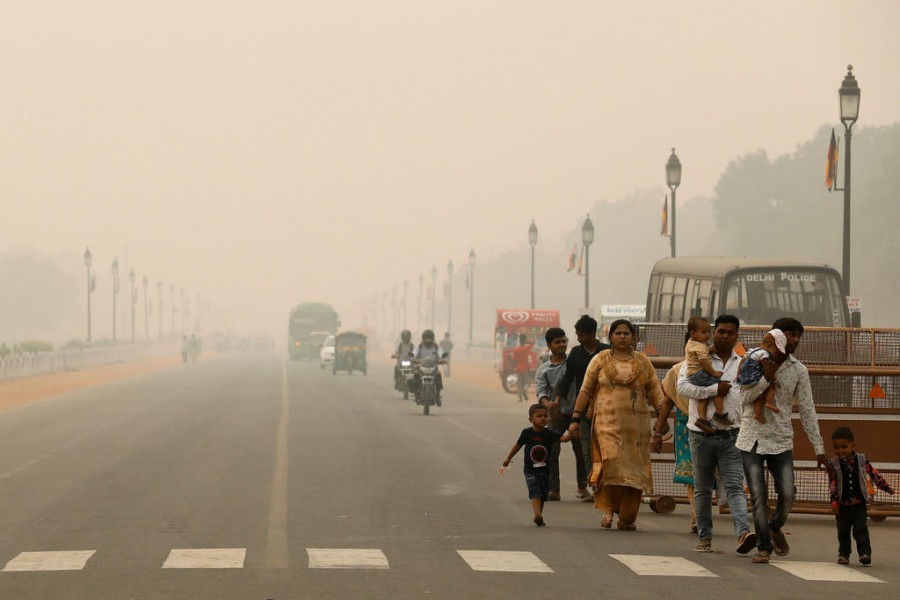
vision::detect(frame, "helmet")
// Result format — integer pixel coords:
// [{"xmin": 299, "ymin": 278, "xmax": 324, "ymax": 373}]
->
[
  {"xmin": 400, "ymin": 330, "xmax": 411, "ymax": 342},
  {"xmin": 422, "ymin": 329, "xmax": 435, "ymax": 343}
]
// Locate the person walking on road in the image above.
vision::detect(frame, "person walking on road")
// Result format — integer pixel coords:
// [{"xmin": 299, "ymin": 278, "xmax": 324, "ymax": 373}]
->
[
  {"xmin": 554, "ymin": 315, "xmax": 610, "ymax": 501},
  {"xmin": 676, "ymin": 314, "xmax": 756, "ymax": 555},
  {"xmin": 439, "ymin": 332, "xmax": 454, "ymax": 377},
  {"xmin": 510, "ymin": 333, "xmax": 533, "ymax": 403},
  {"xmin": 535, "ymin": 327, "xmax": 588, "ymax": 502},
  {"xmin": 736, "ymin": 317, "xmax": 832, "ymax": 564}
]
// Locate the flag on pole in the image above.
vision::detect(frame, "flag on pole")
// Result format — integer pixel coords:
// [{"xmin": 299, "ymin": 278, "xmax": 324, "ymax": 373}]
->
[
  {"xmin": 576, "ymin": 245, "xmax": 584, "ymax": 276},
  {"xmin": 825, "ymin": 127, "xmax": 839, "ymax": 191},
  {"xmin": 661, "ymin": 194, "xmax": 668, "ymax": 236},
  {"xmin": 566, "ymin": 243, "xmax": 577, "ymax": 272}
]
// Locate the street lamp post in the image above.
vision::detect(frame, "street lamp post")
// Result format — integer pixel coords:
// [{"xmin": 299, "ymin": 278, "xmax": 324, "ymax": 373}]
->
[
  {"xmin": 129, "ymin": 269, "xmax": 136, "ymax": 342},
  {"xmin": 666, "ymin": 148, "xmax": 682, "ymax": 258},
  {"xmin": 430, "ymin": 266, "xmax": 437, "ymax": 330},
  {"xmin": 417, "ymin": 273, "xmax": 424, "ymax": 332},
  {"xmin": 447, "ymin": 260, "xmax": 454, "ymax": 336},
  {"xmin": 582, "ymin": 216, "xmax": 594, "ymax": 310},
  {"xmin": 839, "ymin": 65, "xmax": 860, "ymax": 302},
  {"xmin": 528, "ymin": 220, "xmax": 538, "ymax": 309},
  {"xmin": 169, "ymin": 285, "xmax": 175, "ymax": 336},
  {"xmin": 157, "ymin": 281, "xmax": 163, "ymax": 340},
  {"xmin": 403, "ymin": 279, "xmax": 408, "ymax": 330},
  {"xmin": 142, "ymin": 276, "xmax": 149, "ymax": 342},
  {"xmin": 467, "ymin": 249, "xmax": 476, "ymax": 345},
  {"xmin": 83, "ymin": 247, "xmax": 92, "ymax": 343},
  {"xmin": 111, "ymin": 258, "xmax": 119, "ymax": 342}
]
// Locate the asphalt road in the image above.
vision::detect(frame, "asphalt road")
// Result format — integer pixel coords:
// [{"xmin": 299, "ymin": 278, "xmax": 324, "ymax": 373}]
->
[{"xmin": 1, "ymin": 355, "xmax": 897, "ymax": 599}]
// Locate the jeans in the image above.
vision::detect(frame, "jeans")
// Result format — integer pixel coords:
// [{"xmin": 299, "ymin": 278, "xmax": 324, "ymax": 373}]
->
[
  {"xmin": 836, "ymin": 503, "xmax": 871, "ymax": 557},
  {"xmin": 741, "ymin": 445, "xmax": 795, "ymax": 553},
  {"xmin": 548, "ymin": 415, "xmax": 587, "ymax": 491},
  {"xmin": 689, "ymin": 429, "xmax": 750, "ymax": 541}
]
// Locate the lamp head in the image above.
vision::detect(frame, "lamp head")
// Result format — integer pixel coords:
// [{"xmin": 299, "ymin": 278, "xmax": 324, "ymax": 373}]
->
[
  {"xmin": 528, "ymin": 220, "xmax": 538, "ymax": 245},
  {"xmin": 839, "ymin": 64, "xmax": 860, "ymax": 126},
  {"xmin": 129, "ymin": 268, "xmax": 135, "ymax": 283},
  {"xmin": 447, "ymin": 260, "xmax": 454, "ymax": 276},
  {"xmin": 468, "ymin": 248, "xmax": 476, "ymax": 266},
  {"xmin": 582, "ymin": 215, "xmax": 595, "ymax": 246},
  {"xmin": 83, "ymin": 247, "xmax": 92, "ymax": 267},
  {"xmin": 666, "ymin": 148, "xmax": 682, "ymax": 189},
  {"xmin": 112, "ymin": 257, "xmax": 119, "ymax": 276}
]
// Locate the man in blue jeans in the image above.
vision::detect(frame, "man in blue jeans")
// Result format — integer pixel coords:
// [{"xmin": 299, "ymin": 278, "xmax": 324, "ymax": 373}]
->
[
  {"xmin": 677, "ymin": 314, "xmax": 756, "ymax": 555},
  {"xmin": 736, "ymin": 317, "xmax": 832, "ymax": 564}
]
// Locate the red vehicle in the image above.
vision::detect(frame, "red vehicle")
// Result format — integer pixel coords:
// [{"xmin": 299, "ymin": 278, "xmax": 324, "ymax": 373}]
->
[{"xmin": 494, "ymin": 309, "xmax": 561, "ymax": 394}]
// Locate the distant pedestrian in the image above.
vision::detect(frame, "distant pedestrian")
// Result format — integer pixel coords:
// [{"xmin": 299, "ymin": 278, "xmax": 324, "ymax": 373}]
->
[
  {"xmin": 535, "ymin": 327, "xmax": 588, "ymax": 502},
  {"xmin": 828, "ymin": 426, "xmax": 894, "ymax": 566},
  {"xmin": 510, "ymin": 333, "xmax": 533, "ymax": 403},
  {"xmin": 500, "ymin": 403, "xmax": 573, "ymax": 526},
  {"xmin": 181, "ymin": 335, "xmax": 189, "ymax": 363},
  {"xmin": 439, "ymin": 332, "xmax": 454, "ymax": 377}
]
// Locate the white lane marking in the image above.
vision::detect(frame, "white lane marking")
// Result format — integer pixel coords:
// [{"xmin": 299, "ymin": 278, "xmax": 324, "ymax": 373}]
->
[
  {"xmin": 3, "ymin": 550, "xmax": 96, "ymax": 572},
  {"xmin": 307, "ymin": 548, "xmax": 389, "ymax": 569},
  {"xmin": 457, "ymin": 550, "xmax": 553, "ymax": 573},
  {"xmin": 609, "ymin": 554, "xmax": 717, "ymax": 577},
  {"xmin": 162, "ymin": 548, "xmax": 246, "ymax": 569},
  {"xmin": 263, "ymin": 359, "xmax": 290, "ymax": 568},
  {"xmin": 771, "ymin": 561, "xmax": 884, "ymax": 582}
]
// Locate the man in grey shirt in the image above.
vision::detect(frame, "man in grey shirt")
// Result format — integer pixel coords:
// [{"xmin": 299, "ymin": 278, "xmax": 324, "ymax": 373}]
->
[{"xmin": 535, "ymin": 327, "xmax": 588, "ymax": 501}]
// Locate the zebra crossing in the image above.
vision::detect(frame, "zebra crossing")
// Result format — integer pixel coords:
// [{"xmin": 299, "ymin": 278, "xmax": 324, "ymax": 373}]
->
[{"xmin": 0, "ymin": 547, "xmax": 886, "ymax": 582}]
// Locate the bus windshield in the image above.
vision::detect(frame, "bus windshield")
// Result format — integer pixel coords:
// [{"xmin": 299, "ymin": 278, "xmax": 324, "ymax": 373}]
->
[{"xmin": 723, "ymin": 269, "xmax": 845, "ymax": 327}]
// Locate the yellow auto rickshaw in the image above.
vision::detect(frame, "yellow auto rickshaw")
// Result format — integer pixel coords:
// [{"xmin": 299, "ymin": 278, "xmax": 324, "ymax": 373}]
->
[{"xmin": 333, "ymin": 331, "xmax": 367, "ymax": 375}]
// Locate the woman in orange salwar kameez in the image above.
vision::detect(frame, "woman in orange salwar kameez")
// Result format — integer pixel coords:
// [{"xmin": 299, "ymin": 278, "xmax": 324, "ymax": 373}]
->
[{"xmin": 567, "ymin": 319, "xmax": 666, "ymax": 530}]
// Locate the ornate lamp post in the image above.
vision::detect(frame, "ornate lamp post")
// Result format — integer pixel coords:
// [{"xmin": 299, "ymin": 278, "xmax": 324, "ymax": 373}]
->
[
  {"xmin": 142, "ymin": 275, "xmax": 149, "ymax": 341},
  {"xmin": 111, "ymin": 258, "xmax": 119, "ymax": 342},
  {"xmin": 157, "ymin": 281, "xmax": 163, "ymax": 340},
  {"xmin": 447, "ymin": 260, "xmax": 454, "ymax": 336},
  {"xmin": 83, "ymin": 247, "xmax": 92, "ymax": 343},
  {"xmin": 129, "ymin": 269, "xmax": 136, "ymax": 342},
  {"xmin": 169, "ymin": 284, "xmax": 176, "ymax": 335},
  {"xmin": 838, "ymin": 65, "xmax": 860, "ymax": 302},
  {"xmin": 665, "ymin": 148, "xmax": 682, "ymax": 258},
  {"xmin": 582, "ymin": 216, "xmax": 594, "ymax": 309},
  {"xmin": 417, "ymin": 273, "xmax": 424, "ymax": 332},
  {"xmin": 430, "ymin": 265, "xmax": 437, "ymax": 330},
  {"xmin": 467, "ymin": 249, "xmax": 476, "ymax": 345},
  {"xmin": 403, "ymin": 279, "xmax": 408, "ymax": 330},
  {"xmin": 528, "ymin": 220, "xmax": 538, "ymax": 309}
]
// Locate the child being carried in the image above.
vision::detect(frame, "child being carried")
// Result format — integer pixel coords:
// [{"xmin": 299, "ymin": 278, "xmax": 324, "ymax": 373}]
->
[
  {"xmin": 736, "ymin": 329, "xmax": 787, "ymax": 424},
  {"xmin": 685, "ymin": 316, "xmax": 731, "ymax": 433}
]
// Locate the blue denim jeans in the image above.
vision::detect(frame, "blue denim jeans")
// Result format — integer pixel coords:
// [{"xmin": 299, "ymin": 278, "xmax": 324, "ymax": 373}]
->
[
  {"xmin": 741, "ymin": 445, "xmax": 795, "ymax": 553},
  {"xmin": 689, "ymin": 429, "xmax": 750, "ymax": 541},
  {"xmin": 548, "ymin": 415, "xmax": 587, "ymax": 491}
]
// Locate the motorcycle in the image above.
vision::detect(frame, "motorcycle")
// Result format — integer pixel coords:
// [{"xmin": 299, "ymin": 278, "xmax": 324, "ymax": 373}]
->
[
  {"xmin": 392, "ymin": 353, "xmax": 415, "ymax": 400},
  {"xmin": 413, "ymin": 352, "xmax": 448, "ymax": 415}
]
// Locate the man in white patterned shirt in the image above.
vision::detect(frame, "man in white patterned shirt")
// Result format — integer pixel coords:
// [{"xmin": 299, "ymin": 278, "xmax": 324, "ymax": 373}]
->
[{"xmin": 736, "ymin": 317, "xmax": 832, "ymax": 564}]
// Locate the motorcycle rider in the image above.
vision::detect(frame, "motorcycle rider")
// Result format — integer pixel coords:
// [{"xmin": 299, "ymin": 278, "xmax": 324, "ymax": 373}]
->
[
  {"xmin": 414, "ymin": 329, "xmax": 444, "ymax": 405},
  {"xmin": 393, "ymin": 330, "xmax": 416, "ymax": 390}
]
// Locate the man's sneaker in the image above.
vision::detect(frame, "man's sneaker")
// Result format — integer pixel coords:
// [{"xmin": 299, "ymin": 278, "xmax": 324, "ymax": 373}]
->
[
  {"xmin": 547, "ymin": 490, "xmax": 561, "ymax": 501},
  {"xmin": 695, "ymin": 418, "xmax": 715, "ymax": 433},
  {"xmin": 713, "ymin": 412, "xmax": 734, "ymax": 425},
  {"xmin": 576, "ymin": 488, "xmax": 591, "ymax": 500},
  {"xmin": 736, "ymin": 531, "xmax": 757, "ymax": 554},
  {"xmin": 771, "ymin": 528, "xmax": 790, "ymax": 556},
  {"xmin": 751, "ymin": 551, "xmax": 770, "ymax": 564},
  {"xmin": 837, "ymin": 555, "xmax": 850, "ymax": 565},
  {"xmin": 859, "ymin": 554, "xmax": 871, "ymax": 565}
]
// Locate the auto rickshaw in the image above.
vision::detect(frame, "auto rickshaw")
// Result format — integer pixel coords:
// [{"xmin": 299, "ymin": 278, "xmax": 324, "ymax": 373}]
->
[{"xmin": 333, "ymin": 331, "xmax": 367, "ymax": 375}]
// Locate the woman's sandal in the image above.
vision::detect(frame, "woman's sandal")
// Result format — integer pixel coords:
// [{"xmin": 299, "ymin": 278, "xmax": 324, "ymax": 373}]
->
[
  {"xmin": 600, "ymin": 513, "xmax": 613, "ymax": 529},
  {"xmin": 694, "ymin": 540, "xmax": 713, "ymax": 553}
]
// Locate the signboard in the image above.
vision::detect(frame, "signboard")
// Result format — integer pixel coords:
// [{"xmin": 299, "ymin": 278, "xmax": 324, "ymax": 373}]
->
[{"xmin": 846, "ymin": 296, "xmax": 861, "ymax": 313}]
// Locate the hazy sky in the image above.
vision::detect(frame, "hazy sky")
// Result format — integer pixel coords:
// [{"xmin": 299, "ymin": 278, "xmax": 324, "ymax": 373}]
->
[{"xmin": 3, "ymin": 1, "xmax": 899, "ymax": 338}]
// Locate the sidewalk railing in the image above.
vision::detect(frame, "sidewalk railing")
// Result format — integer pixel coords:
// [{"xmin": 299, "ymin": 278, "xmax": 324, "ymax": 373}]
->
[
  {"xmin": 0, "ymin": 344, "xmax": 176, "ymax": 381},
  {"xmin": 461, "ymin": 345, "xmax": 501, "ymax": 369}
]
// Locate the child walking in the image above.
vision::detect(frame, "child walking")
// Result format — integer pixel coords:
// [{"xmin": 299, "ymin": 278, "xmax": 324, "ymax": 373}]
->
[
  {"xmin": 501, "ymin": 403, "xmax": 573, "ymax": 526},
  {"xmin": 684, "ymin": 316, "xmax": 731, "ymax": 432},
  {"xmin": 828, "ymin": 427, "xmax": 895, "ymax": 565},
  {"xmin": 736, "ymin": 329, "xmax": 787, "ymax": 423}
]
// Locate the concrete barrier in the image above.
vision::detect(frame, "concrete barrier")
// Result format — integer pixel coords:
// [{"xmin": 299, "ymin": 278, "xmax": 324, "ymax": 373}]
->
[{"xmin": 0, "ymin": 344, "xmax": 177, "ymax": 381}]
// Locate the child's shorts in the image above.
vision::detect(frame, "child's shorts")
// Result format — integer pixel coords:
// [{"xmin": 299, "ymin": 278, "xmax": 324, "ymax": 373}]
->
[
  {"xmin": 736, "ymin": 359, "xmax": 765, "ymax": 386},
  {"xmin": 524, "ymin": 472, "xmax": 550, "ymax": 500},
  {"xmin": 688, "ymin": 370, "xmax": 720, "ymax": 387}
]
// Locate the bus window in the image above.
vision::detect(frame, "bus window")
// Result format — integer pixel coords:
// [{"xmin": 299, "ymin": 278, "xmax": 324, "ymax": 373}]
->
[
  {"xmin": 724, "ymin": 270, "xmax": 846, "ymax": 326},
  {"xmin": 671, "ymin": 277, "xmax": 688, "ymax": 322},
  {"xmin": 646, "ymin": 273, "xmax": 660, "ymax": 319},
  {"xmin": 697, "ymin": 279, "xmax": 712, "ymax": 318},
  {"xmin": 684, "ymin": 278, "xmax": 698, "ymax": 319},
  {"xmin": 659, "ymin": 275, "xmax": 676, "ymax": 321}
]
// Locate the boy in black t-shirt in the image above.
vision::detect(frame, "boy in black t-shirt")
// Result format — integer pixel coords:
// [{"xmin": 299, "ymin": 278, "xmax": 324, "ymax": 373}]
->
[{"xmin": 501, "ymin": 404, "xmax": 574, "ymax": 526}]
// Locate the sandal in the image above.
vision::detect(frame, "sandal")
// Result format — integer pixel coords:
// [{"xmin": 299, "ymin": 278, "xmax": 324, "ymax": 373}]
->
[
  {"xmin": 600, "ymin": 513, "xmax": 613, "ymax": 529},
  {"xmin": 694, "ymin": 540, "xmax": 712, "ymax": 553},
  {"xmin": 689, "ymin": 524, "xmax": 698, "ymax": 535},
  {"xmin": 533, "ymin": 515, "xmax": 545, "ymax": 527}
]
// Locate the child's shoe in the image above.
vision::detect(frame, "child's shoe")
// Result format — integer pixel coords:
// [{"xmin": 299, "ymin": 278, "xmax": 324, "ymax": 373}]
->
[
  {"xmin": 695, "ymin": 418, "xmax": 715, "ymax": 433},
  {"xmin": 713, "ymin": 412, "xmax": 734, "ymax": 426},
  {"xmin": 837, "ymin": 555, "xmax": 850, "ymax": 565}
]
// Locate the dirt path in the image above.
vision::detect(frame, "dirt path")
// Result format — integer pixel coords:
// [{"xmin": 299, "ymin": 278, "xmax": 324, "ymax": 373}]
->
[{"xmin": 0, "ymin": 357, "xmax": 181, "ymax": 413}]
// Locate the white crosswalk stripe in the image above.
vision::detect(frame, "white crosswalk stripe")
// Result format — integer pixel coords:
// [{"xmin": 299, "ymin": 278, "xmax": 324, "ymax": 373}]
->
[
  {"xmin": 306, "ymin": 548, "xmax": 389, "ymax": 569},
  {"xmin": 2, "ymin": 550, "xmax": 96, "ymax": 572},
  {"xmin": 457, "ymin": 550, "xmax": 553, "ymax": 573},
  {"xmin": 162, "ymin": 548, "xmax": 246, "ymax": 569},
  {"xmin": 610, "ymin": 554, "xmax": 718, "ymax": 577},
  {"xmin": 771, "ymin": 561, "xmax": 884, "ymax": 583}
]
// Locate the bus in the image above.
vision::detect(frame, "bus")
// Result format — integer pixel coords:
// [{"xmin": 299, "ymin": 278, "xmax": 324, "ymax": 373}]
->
[
  {"xmin": 645, "ymin": 257, "xmax": 850, "ymax": 327},
  {"xmin": 288, "ymin": 303, "xmax": 340, "ymax": 360}
]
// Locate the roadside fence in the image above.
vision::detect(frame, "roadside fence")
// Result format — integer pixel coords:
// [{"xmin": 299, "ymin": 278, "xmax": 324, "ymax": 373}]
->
[{"xmin": 0, "ymin": 344, "xmax": 177, "ymax": 381}]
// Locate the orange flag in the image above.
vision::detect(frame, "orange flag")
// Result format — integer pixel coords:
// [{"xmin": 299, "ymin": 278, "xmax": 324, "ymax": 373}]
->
[
  {"xmin": 661, "ymin": 195, "xmax": 668, "ymax": 236},
  {"xmin": 825, "ymin": 128, "xmax": 839, "ymax": 191}
]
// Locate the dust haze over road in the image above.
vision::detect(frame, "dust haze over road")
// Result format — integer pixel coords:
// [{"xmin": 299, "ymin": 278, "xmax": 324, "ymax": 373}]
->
[{"xmin": 2, "ymin": 1, "xmax": 900, "ymax": 344}]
